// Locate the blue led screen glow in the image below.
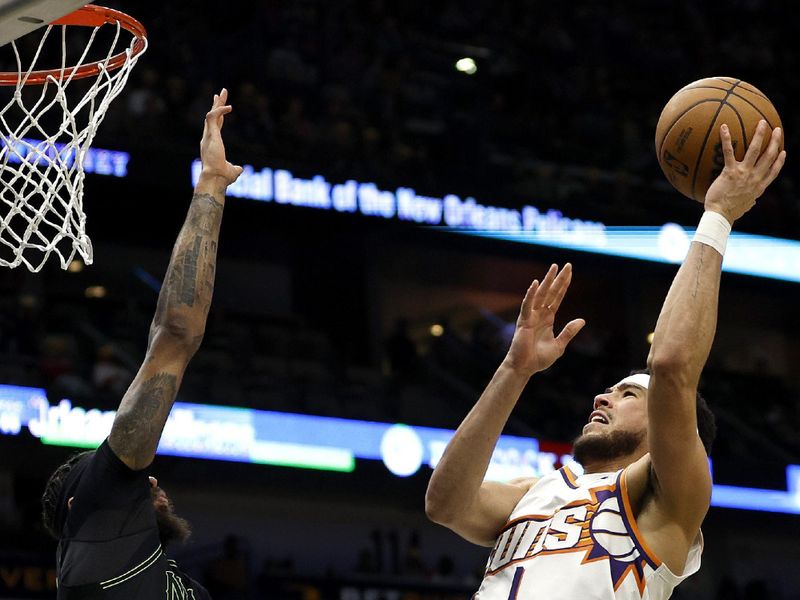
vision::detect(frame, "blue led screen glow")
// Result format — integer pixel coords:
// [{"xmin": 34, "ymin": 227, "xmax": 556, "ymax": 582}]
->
[
  {"xmin": 2, "ymin": 384, "xmax": 798, "ymax": 514},
  {"xmin": 1, "ymin": 137, "xmax": 130, "ymax": 177},
  {"xmin": 192, "ymin": 160, "xmax": 800, "ymax": 284}
]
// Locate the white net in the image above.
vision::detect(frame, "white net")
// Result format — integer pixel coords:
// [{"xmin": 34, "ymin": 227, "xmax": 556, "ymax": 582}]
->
[{"xmin": 0, "ymin": 12, "xmax": 146, "ymax": 272}]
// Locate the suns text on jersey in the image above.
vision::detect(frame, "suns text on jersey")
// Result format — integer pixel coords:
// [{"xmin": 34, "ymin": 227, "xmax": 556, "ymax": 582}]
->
[{"xmin": 487, "ymin": 504, "xmax": 597, "ymax": 575}]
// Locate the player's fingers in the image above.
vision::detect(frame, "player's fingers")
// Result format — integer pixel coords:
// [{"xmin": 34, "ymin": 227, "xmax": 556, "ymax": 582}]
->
[
  {"xmin": 720, "ymin": 124, "xmax": 736, "ymax": 168},
  {"xmin": 543, "ymin": 262, "xmax": 570, "ymax": 309},
  {"xmin": 555, "ymin": 318, "xmax": 586, "ymax": 348},
  {"xmin": 754, "ymin": 127, "xmax": 782, "ymax": 174},
  {"xmin": 534, "ymin": 264, "xmax": 558, "ymax": 307},
  {"xmin": 211, "ymin": 90, "xmax": 227, "ymax": 110},
  {"xmin": 520, "ymin": 280, "xmax": 540, "ymax": 317},
  {"xmin": 762, "ymin": 150, "xmax": 787, "ymax": 189},
  {"xmin": 547, "ymin": 263, "xmax": 573, "ymax": 313},
  {"xmin": 206, "ymin": 105, "xmax": 233, "ymax": 125},
  {"xmin": 218, "ymin": 105, "xmax": 233, "ymax": 131},
  {"xmin": 743, "ymin": 120, "xmax": 768, "ymax": 167},
  {"xmin": 213, "ymin": 105, "xmax": 233, "ymax": 117}
]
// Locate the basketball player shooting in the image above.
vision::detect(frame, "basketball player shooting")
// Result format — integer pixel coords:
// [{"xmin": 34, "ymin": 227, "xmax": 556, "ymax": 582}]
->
[
  {"xmin": 426, "ymin": 121, "xmax": 785, "ymax": 599},
  {"xmin": 39, "ymin": 89, "xmax": 243, "ymax": 599}
]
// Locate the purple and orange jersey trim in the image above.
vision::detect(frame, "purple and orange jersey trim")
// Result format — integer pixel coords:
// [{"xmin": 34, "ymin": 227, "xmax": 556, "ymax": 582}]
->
[
  {"xmin": 560, "ymin": 465, "xmax": 580, "ymax": 490},
  {"xmin": 485, "ymin": 469, "xmax": 665, "ymax": 597}
]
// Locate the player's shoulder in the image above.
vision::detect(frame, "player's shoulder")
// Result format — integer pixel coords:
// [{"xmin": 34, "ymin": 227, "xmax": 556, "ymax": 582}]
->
[{"xmin": 621, "ymin": 453, "xmax": 652, "ymax": 497}]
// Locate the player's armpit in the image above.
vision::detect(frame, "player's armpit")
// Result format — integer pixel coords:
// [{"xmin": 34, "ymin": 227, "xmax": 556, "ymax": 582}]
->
[
  {"xmin": 430, "ymin": 478, "xmax": 536, "ymax": 547},
  {"xmin": 645, "ymin": 372, "xmax": 712, "ymax": 535}
]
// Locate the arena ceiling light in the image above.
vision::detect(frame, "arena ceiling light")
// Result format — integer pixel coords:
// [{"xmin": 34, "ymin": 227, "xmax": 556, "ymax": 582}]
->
[{"xmin": 455, "ymin": 57, "xmax": 477, "ymax": 75}]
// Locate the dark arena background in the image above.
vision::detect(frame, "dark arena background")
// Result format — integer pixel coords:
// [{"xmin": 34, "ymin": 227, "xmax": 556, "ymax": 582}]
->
[{"xmin": 1, "ymin": 2, "xmax": 799, "ymax": 599}]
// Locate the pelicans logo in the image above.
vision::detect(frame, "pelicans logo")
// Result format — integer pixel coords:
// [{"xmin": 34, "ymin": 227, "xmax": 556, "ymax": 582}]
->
[
  {"xmin": 485, "ymin": 473, "xmax": 658, "ymax": 595},
  {"xmin": 166, "ymin": 570, "xmax": 197, "ymax": 600}
]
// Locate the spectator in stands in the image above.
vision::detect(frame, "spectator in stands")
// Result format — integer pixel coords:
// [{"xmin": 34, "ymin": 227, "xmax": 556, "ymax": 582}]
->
[
  {"xmin": 92, "ymin": 345, "xmax": 134, "ymax": 405},
  {"xmin": 404, "ymin": 531, "xmax": 426, "ymax": 578},
  {"xmin": 205, "ymin": 535, "xmax": 249, "ymax": 600}
]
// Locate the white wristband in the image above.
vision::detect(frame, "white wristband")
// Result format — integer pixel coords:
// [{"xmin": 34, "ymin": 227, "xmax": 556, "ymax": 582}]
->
[{"xmin": 693, "ymin": 211, "xmax": 731, "ymax": 256}]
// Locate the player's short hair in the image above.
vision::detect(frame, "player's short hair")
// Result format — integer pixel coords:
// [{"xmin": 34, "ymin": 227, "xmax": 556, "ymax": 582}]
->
[
  {"xmin": 41, "ymin": 450, "xmax": 94, "ymax": 540},
  {"xmin": 630, "ymin": 368, "xmax": 716, "ymax": 456}
]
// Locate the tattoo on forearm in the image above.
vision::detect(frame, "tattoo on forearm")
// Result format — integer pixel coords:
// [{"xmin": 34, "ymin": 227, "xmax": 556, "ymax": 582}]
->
[
  {"xmin": 111, "ymin": 372, "xmax": 177, "ymax": 461},
  {"xmin": 692, "ymin": 245, "xmax": 706, "ymax": 298},
  {"xmin": 172, "ymin": 235, "xmax": 201, "ymax": 306},
  {"xmin": 119, "ymin": 193, "xmax": 223, "ymax": 464},
  {"xmin": 203, "ymin": 239, "xmax": 217, "ymax": 298},
  {"xmin": 154, "ymin": 192, "xmax": 224, "ymax": 330},
  {"xmin": 187, "ymin": 193, "xmax": 223, "ymax": 235}
]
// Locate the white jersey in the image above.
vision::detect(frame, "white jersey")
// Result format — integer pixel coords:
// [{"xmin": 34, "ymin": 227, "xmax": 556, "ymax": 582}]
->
[{"xmin": 475, "ymin": 466, "xmax": 702, "ymax": 600}]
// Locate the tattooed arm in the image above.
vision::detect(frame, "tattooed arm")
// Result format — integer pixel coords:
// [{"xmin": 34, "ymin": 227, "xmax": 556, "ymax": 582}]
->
[{"xmin": 108, "ymin": 89, "xmax": 243, "ymax": 470}]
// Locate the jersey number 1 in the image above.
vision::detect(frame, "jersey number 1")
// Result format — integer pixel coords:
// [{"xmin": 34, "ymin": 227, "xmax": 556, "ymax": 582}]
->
[{"xmin": 507, "ymin": 567, "xmax": 525, "ymax": 600}]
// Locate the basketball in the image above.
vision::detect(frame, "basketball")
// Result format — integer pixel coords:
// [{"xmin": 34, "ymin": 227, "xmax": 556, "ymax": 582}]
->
[{"xmin": 655, "ymin": 77, "xmax": 783, "ymax": 202}]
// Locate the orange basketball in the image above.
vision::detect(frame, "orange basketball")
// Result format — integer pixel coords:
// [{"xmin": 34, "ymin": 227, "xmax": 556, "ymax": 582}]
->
[{"xmin": 655, "ymin": 77, "xmax": 783, "ymax": 202}]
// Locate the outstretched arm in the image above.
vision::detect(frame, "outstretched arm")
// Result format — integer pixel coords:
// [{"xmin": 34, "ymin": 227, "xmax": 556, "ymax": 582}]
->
[
  {"xmin": 425, "ymin": 264, "xmax": 585, "ymax": 546},
  {"xmin": 108, "ymin": 89, "xmax": 244, "ymax": 470},
  {"xmin": 646, "ymin": 121, "xmax": 785, "ymax": 534}
]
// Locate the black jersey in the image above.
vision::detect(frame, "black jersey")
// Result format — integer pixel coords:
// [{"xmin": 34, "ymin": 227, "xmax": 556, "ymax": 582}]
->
[{"xmin": 55, "ymin": 439, "xmax": 210, "ymax": 600}]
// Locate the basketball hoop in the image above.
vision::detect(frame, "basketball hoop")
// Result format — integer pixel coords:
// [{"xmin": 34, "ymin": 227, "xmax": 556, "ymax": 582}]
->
[{"xmin": 0, "ymin": 4, "xmax": 147, "ymax": 271}]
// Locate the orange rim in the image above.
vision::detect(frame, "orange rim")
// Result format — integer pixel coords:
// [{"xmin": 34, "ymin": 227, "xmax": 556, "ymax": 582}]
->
[{"xmin": 0, "ymin": 4, "xmax": 147, "ymax": 86}]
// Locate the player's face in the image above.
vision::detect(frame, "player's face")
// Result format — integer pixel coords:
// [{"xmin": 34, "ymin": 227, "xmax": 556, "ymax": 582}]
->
[
  {"xmin": 582, "ymin": 383, "xmax": 648, "ymax": 438},
  {"xmin": 571, "ymin": 383, "xmax": 649, "ymax": 468}
]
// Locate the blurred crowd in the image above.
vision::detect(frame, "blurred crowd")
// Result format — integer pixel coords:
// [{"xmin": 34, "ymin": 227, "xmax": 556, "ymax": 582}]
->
[
  {"xmin": 0, "ymin": 267, "xmax": 797, "ymax": 475},
  {"xmin": 86, "ymin": 0, "xmax": 800, "ymax": 236},
  {"xmin": 187, "ymin": 531, "xmax": 479, "ymax": 600},
  {"xmin": 179, "ymin": 531, "xmax": 789, "ymax": 600}
]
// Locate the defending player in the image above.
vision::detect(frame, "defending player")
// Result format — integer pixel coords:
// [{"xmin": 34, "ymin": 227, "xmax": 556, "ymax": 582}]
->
[
  {"xmin": 425, "ymin": 121, "xmax": 785, "ymax": 599},
  {"xmin": 40, "ymin": 89, "xmax": 243, "ymax": 599}
]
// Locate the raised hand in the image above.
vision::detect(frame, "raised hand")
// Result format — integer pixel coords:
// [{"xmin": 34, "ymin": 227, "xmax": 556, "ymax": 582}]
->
[
  {"xmin": 704, "ymin": 120, "xmax": 786, "ymax": 224},
  {"xmin": 502, "ymin": 263, "xmax": 586, "ymax": 377},
  {"xmin": 200, "ymin": 88, "xmax": 244, "ymax": 186}
]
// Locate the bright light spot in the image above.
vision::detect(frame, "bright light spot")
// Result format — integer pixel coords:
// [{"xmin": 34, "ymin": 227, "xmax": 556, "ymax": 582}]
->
[
  {"xmin": 646, "ymin": 332, "xmax": 655, "ymax": 345},
  {"xmin": 68, "ymin": 260, "xmax": 84, "ymax": 273},
  {"xmin": 380, "ymin": 424, "xmax": 424, "ymax": 477},
  {"xmin": 658, "ymin": 222, "xmax": 690, "ymax": 263},
  {"xmin": 455, "ymin": 57, "xmax": 477, "ymax": 75},
  {"xmin": 430, "ymin": 324, "xmax": 444, "ymax": 337},
  {"xmin": 85, "ymin": 286, "xmax": 107, "ymax": 299}
]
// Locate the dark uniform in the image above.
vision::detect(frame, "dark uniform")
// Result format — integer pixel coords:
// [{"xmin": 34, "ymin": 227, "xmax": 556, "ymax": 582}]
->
[{"xmin": 55, "ymin": 441, "xmax": 210, "ymax": 600}]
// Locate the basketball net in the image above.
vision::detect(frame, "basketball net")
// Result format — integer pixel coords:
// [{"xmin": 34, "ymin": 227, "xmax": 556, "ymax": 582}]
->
[{"xmin": 0, "ymin": 6, "xmax": 147, "ymax": 272}]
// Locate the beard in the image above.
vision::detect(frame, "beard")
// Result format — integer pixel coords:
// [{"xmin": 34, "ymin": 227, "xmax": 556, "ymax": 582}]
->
[
  {"xmin": 572, "ymin": 428, "xmax": 646, "ymax": 467},
  {"xmin": 152, "ymin": 489, "xmax": 192, "ymax": 548}
]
